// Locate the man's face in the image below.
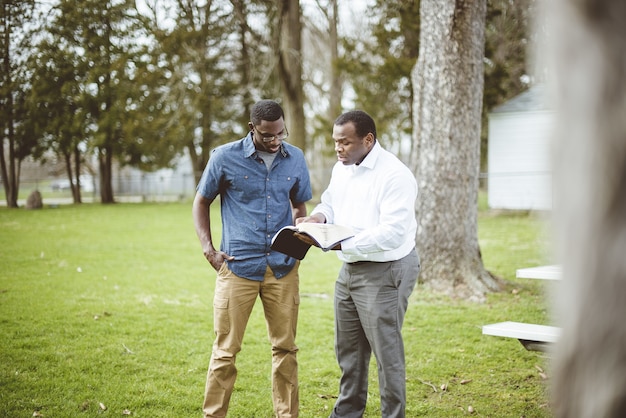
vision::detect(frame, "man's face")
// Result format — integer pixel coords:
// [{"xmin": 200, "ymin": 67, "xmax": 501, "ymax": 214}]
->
[
  {"xmin": 332, "ymin": 122, "xmax": 373, "ymax": 165},
  {"xmin": 250, "ymin": 117, "xmax": 287, "ymax": 154}
]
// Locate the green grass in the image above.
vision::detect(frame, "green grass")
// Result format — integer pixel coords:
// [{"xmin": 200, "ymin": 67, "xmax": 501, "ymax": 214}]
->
[{"xmin": 0, "ymin": 202, "xmax": 554, "ymax": 417}]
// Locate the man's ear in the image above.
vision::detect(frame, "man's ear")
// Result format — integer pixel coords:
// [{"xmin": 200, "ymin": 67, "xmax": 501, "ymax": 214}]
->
[
  {"xmin": 365, "ymin": 132, "xmax": 375, "ymax": 148},
  {"xmin": 248, "ymin": 122, "xmax": 254, "ymax": 131}
]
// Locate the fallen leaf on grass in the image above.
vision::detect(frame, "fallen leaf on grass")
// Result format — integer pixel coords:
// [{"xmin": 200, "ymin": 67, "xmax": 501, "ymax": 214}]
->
[
  {"xmin": 418, "ymin": 378, "xmax": 437, "ymax": 392},
  {"xmin": 460, "ymin": 379, "xmax": 472, "ymax": 385},
  {"xmin": 93, "ymin": 311, "xmax": 112, "ymax": 321},
  {"xmin": 440, "ymin": 383, "xmax": 448, "ymax": 391},
  {"xmin": 535, "ymin": 364, "xmax": 548, "ymax": 379},
  {"xmin": 122, "ymin": 409, "xmax": 132, "ymax": 415},
  {"xmin": 468, "ymin": 405, "xmax": 475, "ymax": 413},
  {"xmin": 33, "ymin": 412, "xmax": 43, "ymax": 417},
  {"xmin": 99, "ymin": 402, "xmax": 107, "ymax": 411}
]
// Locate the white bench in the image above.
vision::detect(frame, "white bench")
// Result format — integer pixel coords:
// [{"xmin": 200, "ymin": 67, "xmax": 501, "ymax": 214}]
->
[
  {"xmin": 483, "ymin": 265, "xmax": 563, "ymax": 351},
  {"xmin": 516, "ymin": 264, "xmax": 562, "ymax": 280},
  {"xmin": 482, "ymin": 321, "xmax": 561, "ymax": 352}
]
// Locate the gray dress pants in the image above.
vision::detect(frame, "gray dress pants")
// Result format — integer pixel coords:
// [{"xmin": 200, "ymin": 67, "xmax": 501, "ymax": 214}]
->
[{"xmin": 329, "ymin": 249, "xmax": 420, "ymax": 418}]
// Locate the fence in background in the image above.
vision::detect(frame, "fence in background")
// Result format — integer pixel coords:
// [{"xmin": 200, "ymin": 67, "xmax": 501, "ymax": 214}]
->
[
  {"xmin": 3, "ymin": 172, "xmax": 197, "ymax": 206},
  {"xmin": 3, "ymin": 171, "xmax": 550, "ymax": 210}
]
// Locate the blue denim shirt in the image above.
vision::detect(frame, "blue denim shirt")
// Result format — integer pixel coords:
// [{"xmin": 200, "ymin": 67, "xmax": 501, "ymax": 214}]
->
[{"xmin": 196, "ymin": 133, "xmax": 312, "ymax": 281}]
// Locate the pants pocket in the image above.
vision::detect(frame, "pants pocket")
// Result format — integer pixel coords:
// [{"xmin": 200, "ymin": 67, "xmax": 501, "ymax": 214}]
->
[{"xmin": 213, "ymin": 297, "xmax": 230, "ymax": 334}]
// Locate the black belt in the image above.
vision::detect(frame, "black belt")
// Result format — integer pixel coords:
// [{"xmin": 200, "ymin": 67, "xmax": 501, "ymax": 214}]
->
[{"xmin": 347, "ymin": 260, "xmax": 385, "ymax": 265}]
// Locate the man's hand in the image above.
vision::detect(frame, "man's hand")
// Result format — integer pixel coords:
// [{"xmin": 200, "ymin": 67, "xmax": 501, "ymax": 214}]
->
[
  {"xmin": 294, "ymin": 232, "xmax": 318, "ymax": 247},
  {"xmin": 295, "ymin": 213, "xmax": 326, "ymax": 225},
  {"xmin": 294, "ymin": 213, "xmax": 325, "ymax": 248},
  {"xmin": 204, "ymin": 247, "xmax": 235, "ymax": 271}
]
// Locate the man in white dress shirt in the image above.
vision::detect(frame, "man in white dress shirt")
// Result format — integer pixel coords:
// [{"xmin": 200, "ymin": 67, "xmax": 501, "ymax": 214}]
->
[{"xmin": 296, "ymin": 110, "xmax": 420, "ymax": 417}]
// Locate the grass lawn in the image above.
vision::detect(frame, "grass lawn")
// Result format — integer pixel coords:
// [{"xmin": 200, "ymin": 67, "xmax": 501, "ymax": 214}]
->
[{"xmin": 0, "ymin": 201, "xmax": 554, "ymax": 417}]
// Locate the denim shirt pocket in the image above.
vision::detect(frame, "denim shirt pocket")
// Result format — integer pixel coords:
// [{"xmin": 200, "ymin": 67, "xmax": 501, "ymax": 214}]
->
[{"xmin": 230, "ymin": 174, "xmax": 266, "ymax": 203}]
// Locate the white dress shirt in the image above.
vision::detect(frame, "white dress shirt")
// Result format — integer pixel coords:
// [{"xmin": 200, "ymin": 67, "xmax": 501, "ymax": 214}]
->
[{"xmin": 312, "ymin": 141, "xmax": 418, "ymax": 263}]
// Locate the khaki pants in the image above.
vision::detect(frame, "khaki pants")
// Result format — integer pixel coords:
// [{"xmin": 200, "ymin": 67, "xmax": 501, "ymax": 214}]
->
[{"xmin": 203, "ymin": 262, "xmax": 300, "ymax": 418}]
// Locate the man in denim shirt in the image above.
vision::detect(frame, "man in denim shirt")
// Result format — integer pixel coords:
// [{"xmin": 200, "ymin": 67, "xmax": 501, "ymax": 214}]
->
[{"xmin": 193, "ymin": 100, "xmax": 312, "ymax": 418}]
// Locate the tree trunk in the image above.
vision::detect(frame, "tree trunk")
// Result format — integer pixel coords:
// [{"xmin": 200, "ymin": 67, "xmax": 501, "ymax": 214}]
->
[
  {"xmin": 411, "ymin": 0, "xmax": 502, "ymax": 301},
  {"xmin": 0, "ymin": 126, "xmax": 19, "ymax": 208},
  {"xmin": 327, "ymin": 0, "xmax": 341, "ymax": 123},
  {"xmin": 0, "ymin": 59, "xmax": 18, "ymax": 207},
  {"xmin": 188, "ymin": 142, "xmax": 203, "ymax": 186},
  {"xmin": 63, "ymin": 151, "xmax": 76, "ymax": 203},
  {"xmin": 72, "ymin": 144, "xmax": 82, "ymax": 204},
  {"xmin": 278, "ymin": 0, "xmax": 306, "ymax": 151},
  {"xmin": 0, "ymin": 2, "xmax": 18, "ymax": 208},
  {"xmin": 98, "ymin": 147, "xmax": 114, "ymax": 204}
]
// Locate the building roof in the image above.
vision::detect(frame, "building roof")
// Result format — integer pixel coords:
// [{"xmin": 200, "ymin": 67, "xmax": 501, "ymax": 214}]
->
[{"xmin": 491, "ymin": 84, "xmax": 550, "ymax": 114}]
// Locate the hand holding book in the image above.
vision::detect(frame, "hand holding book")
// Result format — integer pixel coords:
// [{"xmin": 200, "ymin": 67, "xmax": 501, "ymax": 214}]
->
[{"xmin": 270, "ymin": 222, "xmax": 354, "ymax": 260}]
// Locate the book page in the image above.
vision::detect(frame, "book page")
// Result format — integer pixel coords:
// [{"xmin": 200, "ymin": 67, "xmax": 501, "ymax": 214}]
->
[{"xmin": 296, "ymin": 223, "xmax": 354, "ymax": 250}]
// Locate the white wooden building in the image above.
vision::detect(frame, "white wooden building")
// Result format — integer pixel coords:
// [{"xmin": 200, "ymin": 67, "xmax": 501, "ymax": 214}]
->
[{"xmin": 487, "ymin": 84, "xmax": 554, "ymax": 210}]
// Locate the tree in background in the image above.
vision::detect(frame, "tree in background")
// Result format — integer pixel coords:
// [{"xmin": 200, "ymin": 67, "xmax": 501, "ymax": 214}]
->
[
  {"xmin": 411, "ymin": 0, "xmax": 502, "ymax": 301},
  {"xmin": 338, "ymin": 0, "xmax": 534, "ymax": 171},
  {"xmin": 77, "ymin": 0, "xmax": 155, "ymax": 203},
  {"xmin": 277, "ymin": 0, "xmax": 306, "ymax": 150},
  {"xmin": 147, "ymin": 0, "xmax": 243, "ymax": 185},
  {"xmin": 146, "ymin": 0, "xmax": 298, "ymax": 185},
  {"xmin": 28, "ymin": 0, "xmax": 183, "ymax": 204},
  {"xmin": 319, "ymin": 0, "xmax": 341, "ymax": 131},
  {"xmin": 3, "ymin": 0, "xmax": 535, "ymax": 210},
  {"xmin": 339, "ymin": 0, "xmax": 420, "ymax": 161},
  {"xmin": 0, "ymin": 0, "xmax": 38, "ymax": 208},
  {"xmin": 298, "ymin": 0, "xmax": 341, "ymax": 194},
  {"xmin": 29, "ymin": 43, "xmax": 90, "ymax": 204}
]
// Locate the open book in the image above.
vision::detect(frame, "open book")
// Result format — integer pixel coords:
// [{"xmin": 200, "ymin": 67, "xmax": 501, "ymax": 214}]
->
[{"xmin": 270, "ymin": 223, "xmax": 355, "ymax": 260}]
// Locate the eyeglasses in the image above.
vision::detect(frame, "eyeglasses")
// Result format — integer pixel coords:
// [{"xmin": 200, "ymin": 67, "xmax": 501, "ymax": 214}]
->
[{"xmin": 254, "ymin": 126, "xmax": 289, "ymax": 143}]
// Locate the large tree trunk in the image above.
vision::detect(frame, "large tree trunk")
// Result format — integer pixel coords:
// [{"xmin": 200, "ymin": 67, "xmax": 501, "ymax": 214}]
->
[
  {"xmin": 411, "ymin": 0, "xmax": 502, "ymax": 301},
  {"xmin": 278, "ymin": 0, "xmax": 306, "ymax": 151}
]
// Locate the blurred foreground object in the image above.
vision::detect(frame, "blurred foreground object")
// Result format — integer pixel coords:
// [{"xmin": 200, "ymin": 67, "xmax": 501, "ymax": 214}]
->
[{"xmin": 547, "ymin": 0, "xmax": 626, "ymax": 417}]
